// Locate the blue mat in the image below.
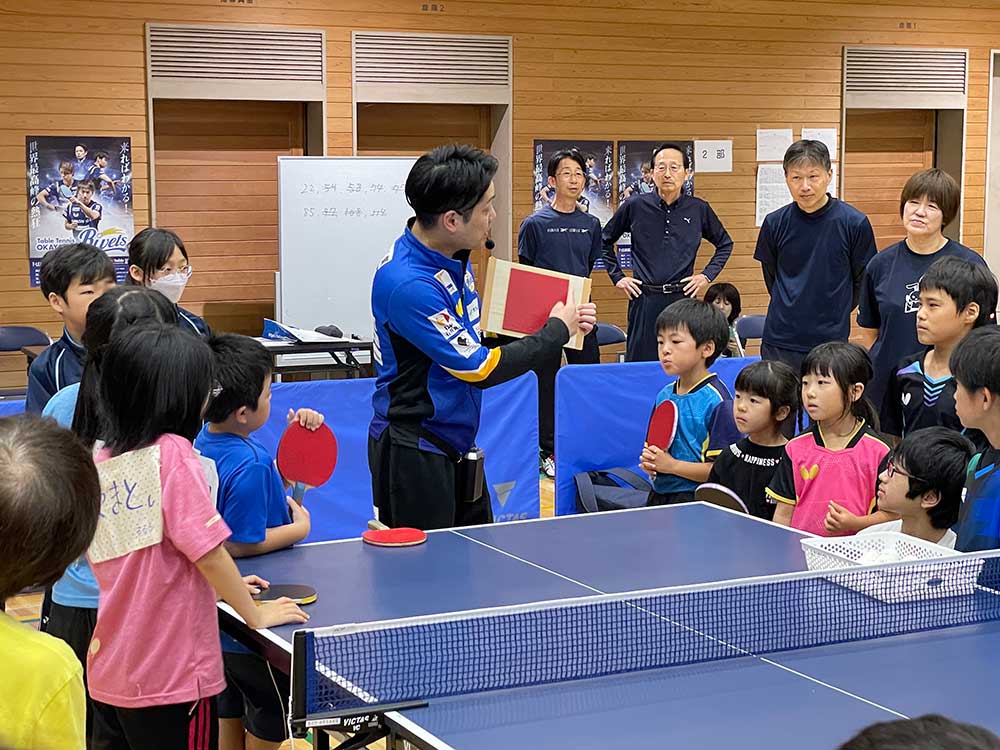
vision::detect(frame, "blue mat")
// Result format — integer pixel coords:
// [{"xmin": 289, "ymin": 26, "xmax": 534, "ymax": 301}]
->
[
  {"xmin": 553, "ymin": 357, "xmax": 758, "ymax": 515},
  {"xmin": 254, "ymin": 374, "xmax": 540, "ymax": 540}
]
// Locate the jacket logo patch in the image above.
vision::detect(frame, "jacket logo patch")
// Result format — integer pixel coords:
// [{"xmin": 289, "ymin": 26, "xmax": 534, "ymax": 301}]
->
[
  {"xmin": 468, "ymin": 298, "xmax": 480, "ymax": 321},
  {"xmin": 434, "ymin": 269, "xmax": 459, "ymax": 295},
  {"xmin": 428, "ymin": 309, "xmax": 464, "ymax": 339},
  {"xmin": 449, "ymin": 332, "xmax": 480, "ymax": 358}
]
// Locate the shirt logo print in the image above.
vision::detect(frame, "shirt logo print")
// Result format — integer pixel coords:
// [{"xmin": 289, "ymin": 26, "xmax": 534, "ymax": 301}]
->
[
  {"xmin": 904, "ymin": 281, "xmax": 920, "ymax": 314},
  {"xmin": 800, "ymin": 464, "xmax": 819, "ymax": 481}
]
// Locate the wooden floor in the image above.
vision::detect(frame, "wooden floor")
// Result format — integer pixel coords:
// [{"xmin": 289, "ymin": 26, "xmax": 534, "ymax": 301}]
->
[{"xmin": 5, "ymin": 477, "xmax": 559, "ymax": 749}]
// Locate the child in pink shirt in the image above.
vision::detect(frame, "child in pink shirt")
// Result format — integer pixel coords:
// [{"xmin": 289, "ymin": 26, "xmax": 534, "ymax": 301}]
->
[
  {"xmin": 767, "ymin": 342, "xmax": 893, "ymax": 536},
  {"xmin": 85, "ymin": 323, "xmax": 308, "ymax": 750}
]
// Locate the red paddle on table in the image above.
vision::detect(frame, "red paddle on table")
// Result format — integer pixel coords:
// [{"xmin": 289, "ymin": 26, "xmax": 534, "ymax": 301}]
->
[
  {"xmin": 362, "ymin": 518, "xmax": 427, "ymax": 548},
  {"xmin": 646, "ymin": 399, "xmax": 678, "ymax": 451},
  {"xmin": 276, "ymin": 422, "xmax": 338, "ymax": 502}
]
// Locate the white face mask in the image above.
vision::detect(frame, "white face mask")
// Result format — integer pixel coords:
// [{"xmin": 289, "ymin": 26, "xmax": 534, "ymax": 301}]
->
[{"xmin": 150, "ymin": 273, "xmax": 188, "ymax": 304}]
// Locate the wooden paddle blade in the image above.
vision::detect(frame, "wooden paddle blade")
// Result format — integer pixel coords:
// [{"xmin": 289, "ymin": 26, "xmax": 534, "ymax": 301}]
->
[
  {"xmin": 695, "ymin": 483, "xmax": 749, "ymax": 514},
  {"xmin": 646, "ymin": 400, "xmax": 678, "ymax": 450},
  {"xmin": 362, "ymin": 527, "xmax": 427, "ymax": 547},
  {"xmin": 276, "ymin": 422, "xmax": 338, "ymax": 489}
]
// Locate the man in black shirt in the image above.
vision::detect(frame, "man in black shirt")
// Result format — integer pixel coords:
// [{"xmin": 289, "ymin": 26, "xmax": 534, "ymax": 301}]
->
[{"xmin": 601, "ymin": 143, "xmax": 733, "ymax": 362}]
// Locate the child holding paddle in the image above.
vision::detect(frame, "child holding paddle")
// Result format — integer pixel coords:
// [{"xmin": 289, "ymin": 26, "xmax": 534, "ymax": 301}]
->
[
  {"xmin": 86, "ymin": 324, "xmax": 307, "ymax": 750},
  {"xmin": 640, "ymin": 299, "xmax": 740, "ymax": 505},
  {"xmin": 706, "ymin": 360, "xmax": 799, "ymax": 520},
  {"xmin": 195, "ymin": 332, "xmax": 324, "ymax": 750},
  {"xmin": 766, "ymin": 342, "xmax": 893, "ymax": 536}
]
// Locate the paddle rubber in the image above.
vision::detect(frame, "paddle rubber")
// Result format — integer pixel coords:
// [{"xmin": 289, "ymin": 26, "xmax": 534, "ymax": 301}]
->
[
  {"xmin": 276, "ymin": 422, "xmax": 338, "ymax": 497},
  {"xmin": 646, "ymin": 400, "xmax": 678, "ymax": 450},
  {"xmin": 695, "ymin": 483, "xmax": 749, "ymax": 514},
  {"xmin": 362, "ymin": 528, "xmax": 427, "ymax": 547},
  {"xmin": 252, "ymin": 583, "xmax": 318, "ymax": 605}
]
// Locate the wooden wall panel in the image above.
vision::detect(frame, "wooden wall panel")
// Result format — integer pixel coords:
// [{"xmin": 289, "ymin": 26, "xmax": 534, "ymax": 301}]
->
[
  {"xmin": 152, "ymin": 99, "xmax": 303, "ymax": 336},
  {"xmin": 843, "ymin": 109, "xmax": 937, "ymax": 251},
  {"xmin": 1, "ymin": 0, "xmax": 997, "ymax": 385}
]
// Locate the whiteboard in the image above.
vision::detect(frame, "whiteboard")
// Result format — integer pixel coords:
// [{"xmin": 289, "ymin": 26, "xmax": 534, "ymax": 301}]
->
[{"xmin": 278, "ymin": 156, "xmax": 416, "ymax": 337}]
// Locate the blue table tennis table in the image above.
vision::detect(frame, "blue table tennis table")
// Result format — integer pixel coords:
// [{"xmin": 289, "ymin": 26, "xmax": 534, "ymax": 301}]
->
[{"xmin": 219, "ymin": 503, "xmax": 1000, "ymax": 749}]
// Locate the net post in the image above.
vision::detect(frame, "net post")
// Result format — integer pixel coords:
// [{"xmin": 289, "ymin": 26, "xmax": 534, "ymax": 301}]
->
[{"xmin": 291, "ymin": 630, "xmax": 311, "ymax": 738}]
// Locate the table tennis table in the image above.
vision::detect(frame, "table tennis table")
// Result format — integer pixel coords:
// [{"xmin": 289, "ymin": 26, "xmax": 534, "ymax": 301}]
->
[{"xmin": 219, "ymin": 503, "xmax": 1000, "ymax": 750}]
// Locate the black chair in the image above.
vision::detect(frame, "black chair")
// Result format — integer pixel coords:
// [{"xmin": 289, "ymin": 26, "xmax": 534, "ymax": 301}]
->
[
  {"xmin": 734, "ymin": 315, "xmax": 766, "ymax": 345},
  {"xmin": 0, "ymin": 325, "xmax": 51, "ymax": 399},
  {"xmin": 595, "ymin": 323, "xmax": 627, "ymax": 363}
]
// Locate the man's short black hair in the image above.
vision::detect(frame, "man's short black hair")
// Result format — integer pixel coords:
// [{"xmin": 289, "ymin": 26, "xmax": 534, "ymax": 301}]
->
[
  {"xmin": 39, "ymin": 242, "xmax": 116, "ymax": 299},
  {"xmin": 405, "ymin": 144, "xmax": 498, "ymax": 229},
  {"xmin": 783, "ymin": 139, "xmax": 831, "ymax": 172},
  {"xmin": 919, "ymin": 255, "xmax": 998, "ymax": 328},
  {"xmin": 93, "ymin": 150, "xmax": 109, "ymax": 160},
  {"xmin": 547, "ymin": 149, "xmax": 587, "ymax": 180},
  {"xmin": 839, "ymin": 714, "xmax": 1000, "ymax": 750},
  {"xmin": 891, "ymin": 427, "xmax": 973, "ymax": 529},
  {"xmin": 203, "ymin": 333, "xmax": 273, "ymax": 423},
  {"xmin": 655, "ymin": 298, "xmax": 730, "ymax": 366},
  {"xmin": 951, "ymin": 326, "xmax": 1000, "ymax": 393},
  {"xmin": 0, "ymin": 415, "xmax": 100, "ymax": 600},
  {"xmin": 651, "ymin": 142, "xmax": 691, "ymax": 170}
]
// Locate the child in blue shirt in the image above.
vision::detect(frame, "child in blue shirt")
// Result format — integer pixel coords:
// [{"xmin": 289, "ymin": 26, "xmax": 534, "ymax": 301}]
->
[
  {"xmin": 194, "ymin": 333, "xmax": 323, "ymax": 750},
  {"xmin": 640, "ymin": 298, "xmax": 741, "ymax": 505},
  {"xmin": 951, "ymin": 326, "xmax": 1000, "ymax": 552}
]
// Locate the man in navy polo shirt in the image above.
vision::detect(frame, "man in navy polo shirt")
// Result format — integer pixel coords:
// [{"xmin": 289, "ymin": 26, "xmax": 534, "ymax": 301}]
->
[
  {"xmin": 754, "ymin": 140, "xmax": 877, "ymax": 374},
  {"xmin": 601, "ymin": 142, "xmax": 733, "ymax": 362},
  {"xmin": 518, "ymin": 148, "xmax": 602, "ymax": 477}
]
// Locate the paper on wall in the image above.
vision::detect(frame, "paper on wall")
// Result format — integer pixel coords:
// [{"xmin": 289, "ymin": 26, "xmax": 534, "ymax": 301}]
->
[
  {"xmin": 756, "ymin": 164, "xmax": 793, "ymax": 227},
  {"xmin": 800, "ymin": 128, "xmax": 839, "ymax": 161},
  {"xmin": 756, "ymin": 129, "xmax": 793, "ymax": 162}
]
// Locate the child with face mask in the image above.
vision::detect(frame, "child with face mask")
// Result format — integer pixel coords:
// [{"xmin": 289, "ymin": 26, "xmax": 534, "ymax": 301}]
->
[{"xmin": 126, "ymin": 227, "xmax": 209, "ymax": 336}]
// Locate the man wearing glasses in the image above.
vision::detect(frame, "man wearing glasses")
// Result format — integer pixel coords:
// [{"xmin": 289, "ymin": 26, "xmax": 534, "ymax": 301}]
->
[
  {"xmin": 518, "ymin": 148, "xmax": 603, "ymax": 477},
  {"xmin": 601, "ymin": 142, "xmax": 734, "ymax": 362}
]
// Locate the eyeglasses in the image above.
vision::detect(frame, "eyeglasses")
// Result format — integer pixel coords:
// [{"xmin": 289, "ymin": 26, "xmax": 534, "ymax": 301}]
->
[
  {"xmin": 653, "ymin": 164, "xmax": 685, "ymax": 174},
  {"xmin": 153, "ymin": 265, "xmax": 193, "ymax": 280},
  {"xmin": 886, "ymin": 460, "xmax": 926, "ymax": 483},
  {"xmin": 556, "ymin": 170, "xmax": 585, "ymax": 179}
]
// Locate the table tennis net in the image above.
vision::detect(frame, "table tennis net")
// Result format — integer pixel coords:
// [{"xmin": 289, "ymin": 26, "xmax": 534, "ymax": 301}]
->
[{"xmin": 297, "ymin": 552, "xmax": 1000, "ymax": 716}]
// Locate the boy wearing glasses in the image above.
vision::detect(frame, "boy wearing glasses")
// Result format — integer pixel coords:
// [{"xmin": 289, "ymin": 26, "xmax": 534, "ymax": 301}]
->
[
  {"xmin": 601, "ymin": 142, "xmax": 733, "ymax": 362},
  {"xmin": 859, "ymin": 427, "xmax": 973, "ymax": 548},
  {"xmin": 518, "ymin": 148, "xmax": 602, "ymax": 477}
]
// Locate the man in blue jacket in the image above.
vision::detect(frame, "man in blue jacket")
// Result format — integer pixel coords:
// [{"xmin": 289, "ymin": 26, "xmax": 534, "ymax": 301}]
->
[{"xmin": 370, "ymin": 144, "xmax": 596, "ymax": 530}]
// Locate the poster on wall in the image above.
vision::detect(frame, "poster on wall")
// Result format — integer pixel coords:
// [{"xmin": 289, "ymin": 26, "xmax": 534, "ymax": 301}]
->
[
  {"xmin": 26, "ymin": 136, "xmax": 133, "ymax": 286},
  {"xmin": 532, "ymin": 139, "xmax": 614, "ymax": 225}
]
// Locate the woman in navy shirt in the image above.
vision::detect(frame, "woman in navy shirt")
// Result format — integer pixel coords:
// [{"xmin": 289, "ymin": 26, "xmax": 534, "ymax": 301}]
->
[{"xmin": 857, "ymin": 169, "xmax": 987, "ymax": 411}]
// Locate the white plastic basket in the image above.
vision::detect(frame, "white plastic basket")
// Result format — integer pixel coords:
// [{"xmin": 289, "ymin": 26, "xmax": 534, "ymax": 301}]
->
[{"xmin": 800, "ymin": 532, "xmax": 979, "ymax": 604}]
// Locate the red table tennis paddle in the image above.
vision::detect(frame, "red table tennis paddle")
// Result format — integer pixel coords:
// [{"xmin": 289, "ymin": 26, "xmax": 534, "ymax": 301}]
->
[
  {"xmin": 276, "ymin": 422, "xmax": 338, "ymax": 502},
  {"xmin": 646, "ymin": 399, "xmax": 678, "ymax": 451},
  {"xmin": 695, "ymin": 483, "xmax": 749, "ymax": 514},
  {"xmin": 362, "ymin": 527, "xmax": 427, "ymax": 547},
  {"xmin": 252, "ymin": 583, "xmax": 318, "ymax": 605}
]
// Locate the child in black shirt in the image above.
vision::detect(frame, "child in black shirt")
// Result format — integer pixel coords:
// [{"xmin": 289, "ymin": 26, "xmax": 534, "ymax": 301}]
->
[{"xmin": 707, "ymin": 360, "xmax": 799, "ymax": 519}]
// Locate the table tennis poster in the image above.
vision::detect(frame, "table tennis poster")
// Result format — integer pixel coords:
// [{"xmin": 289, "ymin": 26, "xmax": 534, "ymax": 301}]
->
[
  {"xmin": 532, "ymin": 139, "xmax": 613, "ymax": 226},
  {"xmin": 25, "ymin": 135, "xmax": 134, "ymax": 286}
]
